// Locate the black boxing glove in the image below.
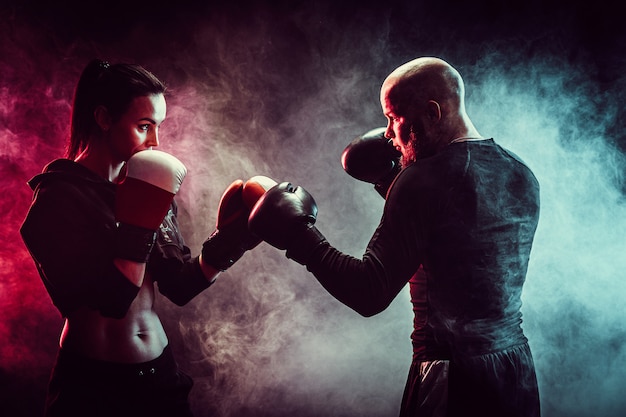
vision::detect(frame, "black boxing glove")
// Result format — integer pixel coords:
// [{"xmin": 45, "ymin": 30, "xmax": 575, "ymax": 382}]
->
[
  {"xmin": 248, "ymin": 182, "xmax": 326, "ymax": 265},
  {"xmin": 341, "ymin": 127, "xmax": 402, "ymax": 199}
]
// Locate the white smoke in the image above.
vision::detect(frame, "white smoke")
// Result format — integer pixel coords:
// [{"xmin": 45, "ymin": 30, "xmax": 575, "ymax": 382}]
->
[{"xmin": 2, "ymin": 2, "xmax": 625, "ymax": 416}]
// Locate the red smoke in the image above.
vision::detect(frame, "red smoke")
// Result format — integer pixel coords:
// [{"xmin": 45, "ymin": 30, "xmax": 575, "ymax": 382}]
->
[{"xmin": 0, "ymin": 22, "xmax": 75, "ymax": 409}]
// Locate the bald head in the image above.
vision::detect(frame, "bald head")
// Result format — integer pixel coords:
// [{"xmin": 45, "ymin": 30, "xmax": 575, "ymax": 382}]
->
[
  {"xmin": 380, "ymin": 57, "xmax": 480, "ymax": 162},
  {"xmin": 381, "ymin": 57, "xmax": 465, "ymax": 117}
]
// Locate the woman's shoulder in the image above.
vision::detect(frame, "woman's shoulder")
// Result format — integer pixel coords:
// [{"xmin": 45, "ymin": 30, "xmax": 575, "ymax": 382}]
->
[
  {"xmin": 24, "ymin": 159, "xmax": 116, "ymax": 226},
  {"xmin": 28, "ymin": 159, "xmax": 110, "ymax": 191}
]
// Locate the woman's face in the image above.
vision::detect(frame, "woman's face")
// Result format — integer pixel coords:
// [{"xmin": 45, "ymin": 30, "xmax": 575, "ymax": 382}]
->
[{"xmin": 108, "ymin": 93, "xmax": 167, "ymax": 162}]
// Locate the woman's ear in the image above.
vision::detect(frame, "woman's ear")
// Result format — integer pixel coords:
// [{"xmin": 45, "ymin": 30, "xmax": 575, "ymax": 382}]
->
[{"xmin": 94, "ymin": 105, "xmax": 111, "ymax": 132}]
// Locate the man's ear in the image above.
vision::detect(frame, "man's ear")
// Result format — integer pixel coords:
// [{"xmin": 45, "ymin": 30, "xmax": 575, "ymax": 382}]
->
[
  {"xmin": 94, "ymin": 105, "xmax": 112, "ymax": 131},
  {"xmin": 425, "ymin": 100, "xmax": 442, "ymax": 123}
]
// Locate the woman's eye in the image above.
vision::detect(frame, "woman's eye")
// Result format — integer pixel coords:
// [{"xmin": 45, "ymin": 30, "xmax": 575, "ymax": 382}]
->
[{"xmin": 139, "ymin": 124, "xmax": 150, "ymax": 131}]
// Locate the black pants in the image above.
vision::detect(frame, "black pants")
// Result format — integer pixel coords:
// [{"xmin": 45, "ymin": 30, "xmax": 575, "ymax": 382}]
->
[
  {"xmin": 45, "ymin": 345, "xmax": 194, "ymax": 417},
  {"xmin": 400, "ymin": 342, "xmax": 540, "ymax": 417}
]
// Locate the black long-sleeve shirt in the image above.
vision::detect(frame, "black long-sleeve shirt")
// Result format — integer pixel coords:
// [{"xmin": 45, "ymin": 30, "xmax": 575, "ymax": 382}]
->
[{"xmin": 306, "ymin": 139, "xmax": 540, "ymax": 360}]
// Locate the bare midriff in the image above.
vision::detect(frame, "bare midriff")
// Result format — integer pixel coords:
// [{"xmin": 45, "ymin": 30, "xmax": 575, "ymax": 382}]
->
[{"xmin": 59, "ymin": 275, "xmax": 167, "ymax": 363}]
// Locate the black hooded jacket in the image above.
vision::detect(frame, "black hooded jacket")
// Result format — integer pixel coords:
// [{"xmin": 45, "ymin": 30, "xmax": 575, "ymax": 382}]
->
[{"xmin": 20, "ymin": 159, "xmax": 210, "ymax": 319}]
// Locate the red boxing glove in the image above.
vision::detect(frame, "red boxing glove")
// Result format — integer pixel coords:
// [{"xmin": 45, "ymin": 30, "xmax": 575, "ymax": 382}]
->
[
  {"xmin": 116, "ymin": 150, "xmax": 187, "ymax": 229},
  {"xmin": 201, "ymin": 175, "xmax": 277, "ymax": 271},
  {"xmin": 115, "ymin": 150, "xmax": 187, "ymax": 262}
]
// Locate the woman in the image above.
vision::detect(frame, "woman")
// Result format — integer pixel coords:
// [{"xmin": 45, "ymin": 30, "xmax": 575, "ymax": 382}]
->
[{"xmin": 20, "ymin": 59, "xmax": 265, "ymax": 416}]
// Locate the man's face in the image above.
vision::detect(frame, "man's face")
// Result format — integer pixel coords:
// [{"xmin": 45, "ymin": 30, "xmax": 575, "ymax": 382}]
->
[
  {"xmin": 381, "ymin": 80, "xmax": 442, "ymax": 166},
  {"xmin": 381, "ymin": 82, "xmax": 422, "ymax": 167}
]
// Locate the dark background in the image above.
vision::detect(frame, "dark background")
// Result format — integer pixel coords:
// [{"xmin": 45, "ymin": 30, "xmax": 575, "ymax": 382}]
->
[{"xmin": 1, "ymin": 0, "xmax": 625, "ymax": 416}]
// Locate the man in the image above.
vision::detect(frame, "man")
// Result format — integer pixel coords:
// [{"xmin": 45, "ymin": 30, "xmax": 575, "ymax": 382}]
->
[{"xmin": 249, "ymin": 57, "xmax": 541, "ymax": 416}]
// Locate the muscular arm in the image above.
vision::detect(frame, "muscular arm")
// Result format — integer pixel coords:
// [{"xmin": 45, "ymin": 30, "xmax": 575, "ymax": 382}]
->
[
  {"xmin": 305, "ymin": 246, "xmax": 403, "ymax": 317},
  {"xmin": 304, "ymin": 171, "xmax": 426, "ymax": 317}
]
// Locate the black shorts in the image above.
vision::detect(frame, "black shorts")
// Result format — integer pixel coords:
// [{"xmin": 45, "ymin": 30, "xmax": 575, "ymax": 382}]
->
[
  {"xmin": 400, "ymin": 342, "xmax": 540, "ymax": 417},
  {"xmin": 45, "ymin": 345, "xmax": 194, "ymax": 417}
]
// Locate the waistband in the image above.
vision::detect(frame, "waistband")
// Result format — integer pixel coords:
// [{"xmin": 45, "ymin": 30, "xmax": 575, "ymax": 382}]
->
[{"xmin": 55, "ymin": 345, "xmax": 178, "ymax": 381}]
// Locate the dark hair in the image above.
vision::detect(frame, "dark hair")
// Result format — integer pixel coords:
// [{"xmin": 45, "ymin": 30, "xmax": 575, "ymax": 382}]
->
[{"xmin": 66, "ymin": 59, "xmax": 167, "ymax": 159}]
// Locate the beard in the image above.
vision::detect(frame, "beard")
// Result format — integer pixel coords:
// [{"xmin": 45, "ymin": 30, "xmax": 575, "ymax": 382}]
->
[
  {"xmin": 400, "ymin": 143, "xmax": 417, "ymax": 168},
  {"xmin": 401, "ymin": 130, "xmax": 439, "ymax": 167}
]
